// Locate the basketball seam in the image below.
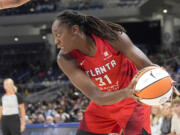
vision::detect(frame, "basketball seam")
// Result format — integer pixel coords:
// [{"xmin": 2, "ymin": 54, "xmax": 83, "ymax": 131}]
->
[
  {"xmin": 135, "ymin": 76, "xmax": 171, "ymax": 99},
  {"xmin": 135, "ymin": 66, "xmax": 157, "ymax": 80}
]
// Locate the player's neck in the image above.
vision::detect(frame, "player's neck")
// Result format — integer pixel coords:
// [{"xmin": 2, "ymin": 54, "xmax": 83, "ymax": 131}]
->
[{"xmin": 79, "ymin": 36, "xmax": 97, "ymax": 57}]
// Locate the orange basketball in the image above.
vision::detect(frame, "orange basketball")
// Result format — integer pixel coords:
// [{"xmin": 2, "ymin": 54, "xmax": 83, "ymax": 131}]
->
[{"xmin": 134, "ymin": 66, "xmax": 173, "ymax": 106}]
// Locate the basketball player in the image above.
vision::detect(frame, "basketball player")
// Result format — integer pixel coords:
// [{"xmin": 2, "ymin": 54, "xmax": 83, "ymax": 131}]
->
[
  {"xmin": 0, "ymin": 0, "xmax": 30, "ymax": 9},
  {"xmin": 52, "ymin": 10, "xmax": 156, "ymax": 135}
]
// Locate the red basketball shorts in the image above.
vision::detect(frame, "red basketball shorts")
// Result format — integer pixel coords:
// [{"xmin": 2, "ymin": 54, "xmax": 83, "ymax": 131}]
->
[{"xmin": 78, "ymin": 98, "xmax": 151, "ymax": 135}]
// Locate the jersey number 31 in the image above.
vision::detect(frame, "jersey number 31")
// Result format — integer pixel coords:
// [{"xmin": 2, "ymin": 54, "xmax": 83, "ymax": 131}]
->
[{"xmin": 95, "ymin": 75, "xmax": 112, "ymax": 86}]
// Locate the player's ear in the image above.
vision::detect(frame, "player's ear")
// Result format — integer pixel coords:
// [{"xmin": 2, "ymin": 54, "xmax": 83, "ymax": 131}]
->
[{"xmin": 71, "ymin": 25, "xmax": 80, "ymax": 35}]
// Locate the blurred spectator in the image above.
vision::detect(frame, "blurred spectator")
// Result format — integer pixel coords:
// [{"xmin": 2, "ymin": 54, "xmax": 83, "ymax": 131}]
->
[
  {"xmin": 54, "ymin": 114, "xmax": 62, "ymax": 123},
  {"xmin": 170, "ymin": 98, "xmax": 180, "ymax": 135},
  {"xmin": 37, "ymin": 114, "xmax": 45, "ymax": 124},
  {"xmin": 75, "ymin": 111, "xmax": 83, "ymax": 122},
  {"xmin": 151, "ymin": 106, "xmax": 163, "ymax": 135},
  {"xmin": 25, "ymin": 115, "xmax": 31, "ymax": 124},
  {"xmin": 46, "ymin": 116, "xmax": 54, "ymax": 124},
  {"xmin": 44, "ymin": 103, "xmax": 57, "ymax": 117},
  {"xmin": 160, "ymin": 103, "xmax": 172, "ymax": 135},
  {"xmin": 30, "ymin": 114, "xmax": 38, "ymax": 124}
]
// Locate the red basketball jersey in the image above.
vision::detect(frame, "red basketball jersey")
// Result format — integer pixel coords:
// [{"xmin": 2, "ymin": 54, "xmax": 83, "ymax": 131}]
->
[
  {"xmin": 71, "ymin": 34, "xmax": 138, "ymax": 92},
  {"xmin": 70, "ymin": 34, "xmax": 151, "ymax": 134}
]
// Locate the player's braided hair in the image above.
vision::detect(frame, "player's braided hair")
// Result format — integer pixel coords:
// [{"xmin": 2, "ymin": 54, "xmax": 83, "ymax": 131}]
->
[{"xmin": 56, "ymin": 10, "xmax": 126, "ymax": 41}]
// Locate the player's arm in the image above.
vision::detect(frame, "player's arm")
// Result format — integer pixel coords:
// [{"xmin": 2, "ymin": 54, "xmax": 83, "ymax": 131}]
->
[
  {"xmin": 0, "ymin": 0, "xmax": 30, "ymax": 9},
  {"xmin": 57, "ymin": 52, "xmax": 137, "ymax": 105},
  {"xmin": 109, "ymin": 32, "xmax": 156, "ymax": 70}
]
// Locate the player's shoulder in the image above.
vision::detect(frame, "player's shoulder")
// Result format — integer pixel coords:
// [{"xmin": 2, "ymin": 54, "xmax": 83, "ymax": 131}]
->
[
  {"xmin": 57, "ymin": 51, "xmax": 74, "ymax": 61},
  {"xmin": 108, "ymin": 31, "xmax": 133, "ymax": 52},
  {"xmin": 110, "ymin": 31, "xmax": 131, "ymax": 43},
  {"xmin": 57, "ymin": 51, "xmax": 78, "ymax": 70}
]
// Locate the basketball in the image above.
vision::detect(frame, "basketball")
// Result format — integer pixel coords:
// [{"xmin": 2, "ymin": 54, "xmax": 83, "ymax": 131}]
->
[{"xmin": 134, "ymin": 66, "xmax": 173, "ymax": 106}]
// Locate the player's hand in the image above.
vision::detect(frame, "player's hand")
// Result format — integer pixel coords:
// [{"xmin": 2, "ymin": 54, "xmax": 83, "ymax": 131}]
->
[
  {"xmin": 20, "ymin": 123, "xmax": 25, "ymax": 132},
  {"xmin": 126, "ymin": 77, "xmax": 143, "ymax": 105}
]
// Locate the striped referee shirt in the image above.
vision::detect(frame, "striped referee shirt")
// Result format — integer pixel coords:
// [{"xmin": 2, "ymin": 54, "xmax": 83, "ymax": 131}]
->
[{"xmin": 0, "ymin": 93, "xmax": 23, "ymax": 116}]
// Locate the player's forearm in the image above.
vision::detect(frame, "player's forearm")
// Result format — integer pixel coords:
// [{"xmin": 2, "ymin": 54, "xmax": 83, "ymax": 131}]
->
[
  {"xmin": 89, "ymin": 87, "xmax": 129, "ymax": 105},
  {"xmin": 69, "ymin": 72, "xmax": 132, "ymax": 105},
  {"xmin": 70, "ymin": 76, "xmax": 130, "ymax": 105},
  {"xmin": 0, "ymin": 0, "xmax": 30, "ymax": 9}
]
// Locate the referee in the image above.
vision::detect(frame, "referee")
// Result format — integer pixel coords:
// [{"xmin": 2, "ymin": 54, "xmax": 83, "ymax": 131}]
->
[{"xmin": 0, "ymin": 78, "xmax": 26, "ymax": 135}]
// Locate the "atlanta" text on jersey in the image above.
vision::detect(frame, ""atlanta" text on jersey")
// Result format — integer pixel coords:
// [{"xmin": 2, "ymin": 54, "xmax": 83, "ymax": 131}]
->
[{"xmin": 85, "ymin": 60, "xmax": 117, "ymax": 77}]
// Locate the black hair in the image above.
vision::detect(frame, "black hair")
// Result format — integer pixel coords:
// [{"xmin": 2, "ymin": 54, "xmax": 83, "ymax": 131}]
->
[{"xmin": 55, "ymin": 10, "xmax": 126, "ymax": 41}]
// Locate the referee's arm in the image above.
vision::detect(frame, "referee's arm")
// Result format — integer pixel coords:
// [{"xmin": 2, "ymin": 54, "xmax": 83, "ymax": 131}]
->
[
  {"xmin": 0, "ymin": 106, "xmax": 2, "ymax": 120},
  {"xmin": 19, "ymin": 103, "xmax": 25, "ymax": 132},
  {"xmin": 0, "ymin": 96, "xmax": 2, "ymax": 121}
]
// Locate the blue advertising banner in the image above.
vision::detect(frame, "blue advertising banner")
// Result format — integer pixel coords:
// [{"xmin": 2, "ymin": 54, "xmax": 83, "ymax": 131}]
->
[{"xmin": 0, "ymin": 123, "xmax": 79, "ymax": 135}]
